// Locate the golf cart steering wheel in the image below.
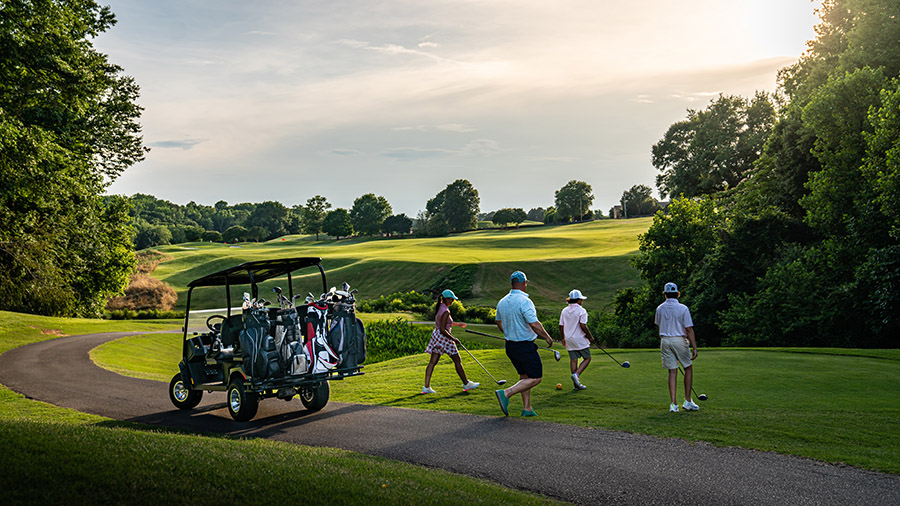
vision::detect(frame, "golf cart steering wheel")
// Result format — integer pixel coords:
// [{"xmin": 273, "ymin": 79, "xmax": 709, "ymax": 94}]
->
[{"xmin": 206, "ymin": 315, "xmax": 226, "ymax": 333}]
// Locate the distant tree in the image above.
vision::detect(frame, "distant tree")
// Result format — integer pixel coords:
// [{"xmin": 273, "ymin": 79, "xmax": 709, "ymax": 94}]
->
[
  {"xmin": 492, "ymin": 208, "xmax": 527, "ymax": 228},
  {"xmin": 247, "ymin": 226, "xmax": 268, "ymax": 242},
  {"xmin": 543, "ymin": 206, "xmax": 559, "ymax": 223},
  {"xmin": 620, "ymin": 185, "xmax": 659, "ymax": 217},
  {"xmin": 382, "ymin": 214, "xmax": 413, "ymax": 237},
  {"xmin": 223, "ymin": 226, "xmax": 249, "ymax": 243},
  {"xmin": 350, "ymin": 193, "xmax": 392, "ymax": 236},
  {"xmin": 526, "ymin": 207, "xmax": 546, "ymax": 222},
  {"xmin": 652, "ymin": 93, "xmax": 776, "ymax": 199},
  {"xmin": 134, "ymin": 223, "xmax": 172, "ymax": 250},
  {"xmin": 554, "ymin": 180, "xmax": 593, "ymax": 222},
  {"xmin": 426, "ymin": 179, "xmax": 480, "ymax": 233},
  {"xmin": 201, "ymin": 230, "xmax": 223, "ymax": 242},
  {"xmin": 323, "ymin": 209, "xmax": 353, "ymax": 239},
  {"xmin": 300, "ymin": 195, "xmax": 331, "ymax": 240},
  {"xmin": 245, "ymin": 201, "xmax": 290, "ymax": 240}
]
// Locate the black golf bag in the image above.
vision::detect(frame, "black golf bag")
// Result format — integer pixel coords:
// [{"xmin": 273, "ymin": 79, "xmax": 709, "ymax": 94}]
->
[
  {"xmin": 240, "ymin": 308, "xmax": 281, "ymax": 380},
  {"xmin": 305, "ymin": 302, "xmax": 339, "ymax": 373},
  {"xmin": 326, "ymin": 301, "xmax": 367, "ymax": 369},
  {"xmin": 275, "ymin": 307, "xmax": 309, "ymax": 376}
]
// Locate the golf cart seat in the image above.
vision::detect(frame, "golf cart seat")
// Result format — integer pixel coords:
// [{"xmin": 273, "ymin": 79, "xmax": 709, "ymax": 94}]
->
[{"xmin": 219, "ymin": 314, "xmax": 243, "ymax": 349}]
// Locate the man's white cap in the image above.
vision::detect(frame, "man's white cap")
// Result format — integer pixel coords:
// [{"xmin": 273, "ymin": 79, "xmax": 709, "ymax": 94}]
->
[
  {"xmin": 663, "ymin": 282, "xmax": 679, "ymax": 293},
  {"xmin": 568, "ymin": 289, "xmax": 587, "ymax": 300}
]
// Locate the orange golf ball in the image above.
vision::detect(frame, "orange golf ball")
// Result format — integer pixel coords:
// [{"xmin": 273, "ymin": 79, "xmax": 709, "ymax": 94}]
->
[{"xmin": 556, "ymin": 383, "xmax": 562, "ymax": 390}]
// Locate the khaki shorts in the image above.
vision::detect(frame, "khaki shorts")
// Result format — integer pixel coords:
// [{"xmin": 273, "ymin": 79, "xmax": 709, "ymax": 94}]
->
[{"xmin": 660, "ymin": 336, "xmax": 692, "ymax": 369}]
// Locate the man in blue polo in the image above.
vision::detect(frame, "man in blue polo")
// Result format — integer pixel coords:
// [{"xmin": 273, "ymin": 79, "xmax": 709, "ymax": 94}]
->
[{"xmin": 494, "ymin": 270, "xmax": 554, "ymax": 417}]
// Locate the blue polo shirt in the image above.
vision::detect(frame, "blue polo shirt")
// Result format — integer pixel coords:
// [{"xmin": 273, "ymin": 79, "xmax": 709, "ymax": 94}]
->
[{"xmin": 496, "ymin": 289, "xmax": 538, "ymax": 342}]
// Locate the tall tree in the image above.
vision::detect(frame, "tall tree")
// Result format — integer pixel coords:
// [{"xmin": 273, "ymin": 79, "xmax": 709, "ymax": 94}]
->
[
  {"xmin": 0, "ymin": 1, "xmax": 146, "ymax": 316},
  {"xmin": 350, "ymin": 193, "xmax": 392, "ymax": 236},
  {"xmin": 492, "ymin": 208, "xmax": 527, "ymax": 228},
  {"xmin": 300, "ymin": 195, "xmax": 331, "ymax": 240},
  {"xmin": 322, "ymin": 209, "xmax": 353, "ymax": 239},
  {"xmin": 620, "ymin": 185, "xmax": 658, "ymax": 217},
  {"xmin": 554, "ymin": 180, "xmax": 593, "ymax": 221},
  {"xmin": 426, "ymin": 179, "xmax": 480, "ymax": 233},
  {"xmin": 382, "ymin": 214, "xmax": 412, "ymax": 237},
  {"xmin": 245, "ymin": 201, "xmax": 291, "ymax": 240}
]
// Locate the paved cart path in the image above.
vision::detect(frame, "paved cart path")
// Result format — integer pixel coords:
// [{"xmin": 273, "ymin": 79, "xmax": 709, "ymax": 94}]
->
[{"xmin": 1, "ymin": 332, "xmax": 898, "ymax": 505}]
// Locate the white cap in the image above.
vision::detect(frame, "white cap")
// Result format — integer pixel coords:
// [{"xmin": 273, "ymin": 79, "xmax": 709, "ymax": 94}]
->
[
  {"xmin": 663, "ymin": 282, "xmax": 679, "ymax": 293},
  {"xmin": 568, "ymin": 289, "xmax": 586, "ymax": 300}
]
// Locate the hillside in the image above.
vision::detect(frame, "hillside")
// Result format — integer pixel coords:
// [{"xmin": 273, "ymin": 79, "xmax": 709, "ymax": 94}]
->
[{"xmin": 147, "ymin": 218, "xmax": 652, "ymax": 313}]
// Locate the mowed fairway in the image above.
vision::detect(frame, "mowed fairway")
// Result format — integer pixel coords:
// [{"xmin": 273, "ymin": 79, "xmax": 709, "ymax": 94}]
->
[
  {"xmin": 147, "ymin": 219, "xmax": 652, "ymax": 312},
  {"xmin": 94, "ymin": 329, "xmax": 900, "ymax": 475}
]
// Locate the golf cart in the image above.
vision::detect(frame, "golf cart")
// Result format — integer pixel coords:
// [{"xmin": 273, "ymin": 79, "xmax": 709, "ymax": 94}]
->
[{"xmin": 169, "ymin": 257, "xmax": 366, "ymax": 421}]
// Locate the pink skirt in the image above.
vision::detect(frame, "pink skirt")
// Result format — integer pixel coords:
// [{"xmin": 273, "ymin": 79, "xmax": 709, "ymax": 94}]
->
[{"xmin": 425, "ymin": 328, "xmax": 459, "ymax": 356}]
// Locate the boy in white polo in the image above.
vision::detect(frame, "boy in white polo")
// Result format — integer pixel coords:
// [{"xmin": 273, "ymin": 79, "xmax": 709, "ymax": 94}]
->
[
  {"xmin": 559, "ymin": 289, "xmax": 595, "ymax": 390},
  {"xmin": 655, "ymin": 282, "xmax": 698, "ymax": 413}
]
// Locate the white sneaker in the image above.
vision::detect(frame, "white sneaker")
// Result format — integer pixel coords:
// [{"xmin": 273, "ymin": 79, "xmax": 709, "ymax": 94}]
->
[
  {"xmin": 571, "ymin": 373, "xmax": 583, "ymax": 388},
  {"xmin": 421, "ymin": 386, "xmax": 436, "ymax": 394},
  {"xmin": 669, "ymin": 403, "xmax": 679, "ymax": 413},
  {"xmin": 462, "ymin": 381, "xmax": 480, "ymax": 391},
  {"xmin": 683, "ymin": 400, "xmax": 699, "ymax": 411}
]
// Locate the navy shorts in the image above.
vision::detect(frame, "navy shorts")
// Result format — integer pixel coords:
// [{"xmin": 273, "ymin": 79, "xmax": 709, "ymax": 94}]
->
[{"xmin": 505, "ymin": 340, "xmax": 543, "ymax": 379}]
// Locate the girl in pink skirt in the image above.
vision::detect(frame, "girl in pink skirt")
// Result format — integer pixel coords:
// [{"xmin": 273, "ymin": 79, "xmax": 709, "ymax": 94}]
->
[{"xmin": 422, "ymin": 289, "xmax": 480, "ymax": 393}]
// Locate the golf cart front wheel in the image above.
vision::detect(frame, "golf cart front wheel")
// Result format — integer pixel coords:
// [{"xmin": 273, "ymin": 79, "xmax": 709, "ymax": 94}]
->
[
  {"xmin": 227, "ymin": 380, "xmax": 259, "ymax": 422},
  {"xmin": 299, "ymin": 381, "xmax": 330, "ymax": 412},
  {"xmin": 169, "ymin": 373, "xmax": 203, "ymax": 410}
]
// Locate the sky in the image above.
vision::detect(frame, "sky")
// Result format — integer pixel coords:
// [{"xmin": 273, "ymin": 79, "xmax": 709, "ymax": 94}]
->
[{"xmin": 95, "ymin": 0, "xmax": 822, "ymax": 216}]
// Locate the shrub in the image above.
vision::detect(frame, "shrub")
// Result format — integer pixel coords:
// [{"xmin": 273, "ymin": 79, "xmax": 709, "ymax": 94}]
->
[
  {"xmin": 364, "ymin": 318, "xmax": 490, "ymax": 363},
  {"xmin": 106, "ymin": 274, "xmax": 178, "ymax": 312}
]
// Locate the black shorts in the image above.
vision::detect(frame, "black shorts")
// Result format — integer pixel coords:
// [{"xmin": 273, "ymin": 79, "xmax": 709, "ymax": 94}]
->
[{"xmin": 505, "ymin": 340, "xmax": 542, "ymax": 379}]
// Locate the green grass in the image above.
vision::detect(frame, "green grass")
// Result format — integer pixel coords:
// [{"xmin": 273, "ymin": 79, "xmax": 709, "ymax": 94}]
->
[
  {"xmin": 149, "ymin": 219, "xmax": 651, "ymax": 312},
  {"xmin": 0, "ymin": 312, "xmax": 563, "ymax": 505},
  {"xmin": 95, "ymin": 326, "xmax": 900, "ymax": 474}
]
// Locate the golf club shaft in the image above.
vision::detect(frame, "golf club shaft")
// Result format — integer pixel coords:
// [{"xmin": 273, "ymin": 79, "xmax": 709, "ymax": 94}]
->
[
  {"xmin": 592, "ymin": 343, "xmax": 624, "ymax": 366},
  {"xmin": 457, "ymin": 340, "xmax": 504, "ymax": 385},
  {"xmin": 464, "ymin": 328, "xmax": 557, "ymax": 354}
]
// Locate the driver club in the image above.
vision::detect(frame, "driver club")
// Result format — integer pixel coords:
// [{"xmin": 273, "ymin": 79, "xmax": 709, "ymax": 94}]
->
[
  {"xmin": 464, "ymin": 328, "xmax": 561, "ymax": 361},
  {"xmin": 678, "ymin": 364, "xmax": 708, "ymax": 401},
  {"xmin": 456, "ymin": 340, "xmax": 506, "ymax": 385},
  {"xmin": 593, "ymin": 343, "xmax": 631, "ymax": 368}
]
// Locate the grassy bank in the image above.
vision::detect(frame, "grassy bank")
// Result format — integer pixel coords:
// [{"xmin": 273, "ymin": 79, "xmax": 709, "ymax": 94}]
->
[{"xmin": 0, "ymin": 312, "xmax": 562, "ymax": 505}]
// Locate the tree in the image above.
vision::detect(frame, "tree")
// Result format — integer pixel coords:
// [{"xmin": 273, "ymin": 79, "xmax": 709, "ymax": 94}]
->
[
  {"xmin": 0, "ymin": 1, "xmax": 146, "ymax": 316},
  {"xmin": 492, "ymin": 208, "xmax": 527, "ymax": 228},
  {"xmin": 322, "ymin": 209, "xmax": 353, "ymax": 239},
  {"xmin": 620, "ymin": 185, "xmax": 659, "ymax": 217},
  {"xmin": 200, "ymin": 230, "xmax": 222, "ymax": 242},
  {"xmin": 526, "ymin": 207, "xmax": 546, "ymax": 222},
  {"xmin": 300, "ymin": 195, "xmax": 331, "ymax": 240},
  {"xmin": 426, "ymin": 179, "xmax": 480, "ymax": 233},
  {"xmin": 223, "ymin": 226, "xmax": 249, "ymax": 243},
  {"xmin": 350, "ymin": 193, "xmax": 392, "ymax": 236},
  {"xmin": 382, "ymin": 214, "xmax": 413, "ymax": 237},
  {"xmin": 554, "ymin": 180, "xmax": 593, "ymax": 222},
  {"xmin": 245, "ymin": 201, "xmax": 290, "ymax": 240},
  {"xmin": 652, "ymin": 93, "xmax": 775, "ymax": 199}
]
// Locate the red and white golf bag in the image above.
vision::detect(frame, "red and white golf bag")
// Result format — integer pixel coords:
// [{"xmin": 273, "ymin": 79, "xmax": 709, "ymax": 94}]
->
[{"xmin": 305, "ymin": 301, "xmax": 339, "ymax": 373}]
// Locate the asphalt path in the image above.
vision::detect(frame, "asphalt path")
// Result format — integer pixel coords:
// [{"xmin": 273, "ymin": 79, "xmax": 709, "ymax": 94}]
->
[{"xmin": 1, "ymin": 332, "xmax": 898, "ymax": 505}]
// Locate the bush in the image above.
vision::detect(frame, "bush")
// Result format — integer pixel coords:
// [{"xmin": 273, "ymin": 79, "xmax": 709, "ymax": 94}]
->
[
  {"xmin": 429, "ymin": 264, "xmax": 477, "ymax": 298},
  {"xmin": 105, "ymin": 309, "xmax": 183, "ymax": 320},
  {"xmin": 106, "ymin": 274, "xmax": 178, "ymax": 312},
  {"xmin": 363, "ymin": 319, "xmax": 490, "ymax": 363}
]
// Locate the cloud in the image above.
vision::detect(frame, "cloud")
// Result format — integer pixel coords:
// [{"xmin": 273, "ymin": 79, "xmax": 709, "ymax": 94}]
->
[
  {"xmin": 147, "ymin": 139, "xmax": 205, "ymax": 150},
  {"xmin": 381, "ymin": 146, "xmax": 455, "ymax": 159},
  {"xmin": 437, "ymin": 123, "xmax": 478, "ymax": 133},
  {"xmin": 337, "ymin": 39, "xmax": 444, "ymax": 62},
  {"xmin": 418, "ymin": 42, "xmax": 439, "ymax": 48},
  {"xmin": 331, "ymin": 148, "xmax": 364, "ymax": 156}
]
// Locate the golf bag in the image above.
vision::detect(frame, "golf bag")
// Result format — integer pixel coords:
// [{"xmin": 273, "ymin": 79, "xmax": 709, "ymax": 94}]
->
[
  {"xmin": 275, "ymin": 307, "xmax": 309, "ymax": 376},
  {"xmin": 240, "ymin": 308, "xmax": 281, "ymax": 380},
  {"xmin": 305, "ymin": 302, "xmax": 339, "ymax": 373},
  {"xmin": 326, "ymin": 301, "xmax": 367, "ymax": 369}
]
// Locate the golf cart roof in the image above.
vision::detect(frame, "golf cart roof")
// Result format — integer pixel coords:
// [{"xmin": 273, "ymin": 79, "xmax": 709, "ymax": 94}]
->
[{"xmin": 186, "ymin": 257, "xmax": 323, "ymax": 288}]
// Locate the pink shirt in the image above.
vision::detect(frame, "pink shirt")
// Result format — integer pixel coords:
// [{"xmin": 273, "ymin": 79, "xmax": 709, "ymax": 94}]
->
[
  {"xmin": 559, "ymin": 303, "xmax": 590, "ymax": 350},
  {"xmin": 435, "ymin": 303, "xmax": 452, "ymax": 332}
]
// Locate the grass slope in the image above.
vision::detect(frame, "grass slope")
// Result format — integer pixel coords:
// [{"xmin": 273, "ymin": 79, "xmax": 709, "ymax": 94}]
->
[
  {"xmin": 148, "ymin": 219, "xmax": 651, "ymax": 312},
  {"xmin": 0, "ymin": 312, "xmax": 562, "ymax": 505},
  {"xmin": 95, "ymin": 327, "xmax": 900, "ymax": 475}
]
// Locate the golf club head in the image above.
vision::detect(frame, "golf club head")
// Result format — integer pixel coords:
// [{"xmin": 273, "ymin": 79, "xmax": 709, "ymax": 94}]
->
[
  {"xmin": 622, "ymin": 361, "xmax": 631, "ymax": 368},
  {"xmin": 554, "ymin": 351, "xmax": 561, "ymax": 361},
  {"xmin": 698, "ymin": 394, "xmax": 708, "ymax": 401},
  {"xmin": 497, "ymin": 379, "xmax": 507, "ymax": 385}
]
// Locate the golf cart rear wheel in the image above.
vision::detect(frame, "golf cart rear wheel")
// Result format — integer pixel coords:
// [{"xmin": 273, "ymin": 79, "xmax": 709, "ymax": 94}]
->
[
  {"xmin": 227, "ymin": 380, "xmax": 259, "ymax": 422},
  {"xmin": 299, "ymin": 381, "xmax": 329, "ymax": 412},
  {"xmin": 169, "ymin": 373, "xmax": 202, "ymax": 410}
]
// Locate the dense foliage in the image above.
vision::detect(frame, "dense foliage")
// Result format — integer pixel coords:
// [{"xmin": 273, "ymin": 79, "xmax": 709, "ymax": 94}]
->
[
  {"xmin": 554, "ymin": 180, "xmax": 594, "ymax": 222},
  {"xmin": 615, "ymin": 0, "xmax": 900, "ymax": 348},
  {"xmin": 364, "ymin": 318, "xmax": 489, "ymax": 363},
  {"xmin": 425, "ymin": 179, "xmax": 480, "ymax": 235},
  {"xmin": 0, "ymin": 1, "xmax": 145, "ymax": 316}
]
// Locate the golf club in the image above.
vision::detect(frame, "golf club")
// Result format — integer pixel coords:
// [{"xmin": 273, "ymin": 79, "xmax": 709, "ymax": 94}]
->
[
  {"xmin": 592, "ymin": 343, "xmax": 631, "ymax": 368},
  {"xmin": 677, "ymin": 364, "xmax": 708, "ymax": 401},
  {"xmin": 464, "ymin": 328, "xmax": 561, "ymax": 361},
  {"xmin": 456, "ymin": 340, "xmax": 506, "ymax": 385}
]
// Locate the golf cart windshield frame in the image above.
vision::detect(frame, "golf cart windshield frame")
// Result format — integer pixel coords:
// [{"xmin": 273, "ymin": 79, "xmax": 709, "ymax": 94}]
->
[{"xmin": 181, "ymin": 257, "xmax": 327, "ymax": 337}]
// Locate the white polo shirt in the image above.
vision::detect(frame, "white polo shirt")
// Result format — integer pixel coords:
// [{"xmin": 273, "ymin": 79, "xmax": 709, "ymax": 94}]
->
[
  {"xmin": 559, "ymin": 303, "xmax": 590, "ymax": 350},
  {"xmin": 655, "ymin": 298, "xmax": 693, "ymax": 337}
]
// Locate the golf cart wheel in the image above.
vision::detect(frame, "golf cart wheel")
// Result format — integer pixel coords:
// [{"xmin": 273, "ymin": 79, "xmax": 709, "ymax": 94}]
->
[
  {"xmin": 227, "ymin": 380, "xmax": 259, "ymax": 422},
  {"xmin": 299, "ymin": 381, "xmax": 330, "ymax": 412},
  {"xmin": 169, "ymin": 373, "xmax": 203, "ymax": 410}
]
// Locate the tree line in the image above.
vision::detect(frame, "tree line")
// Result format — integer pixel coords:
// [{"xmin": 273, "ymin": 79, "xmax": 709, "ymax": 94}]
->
[{"xmin": 612, "ymin": 0, "xmax": 900, "ymax": 348}]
